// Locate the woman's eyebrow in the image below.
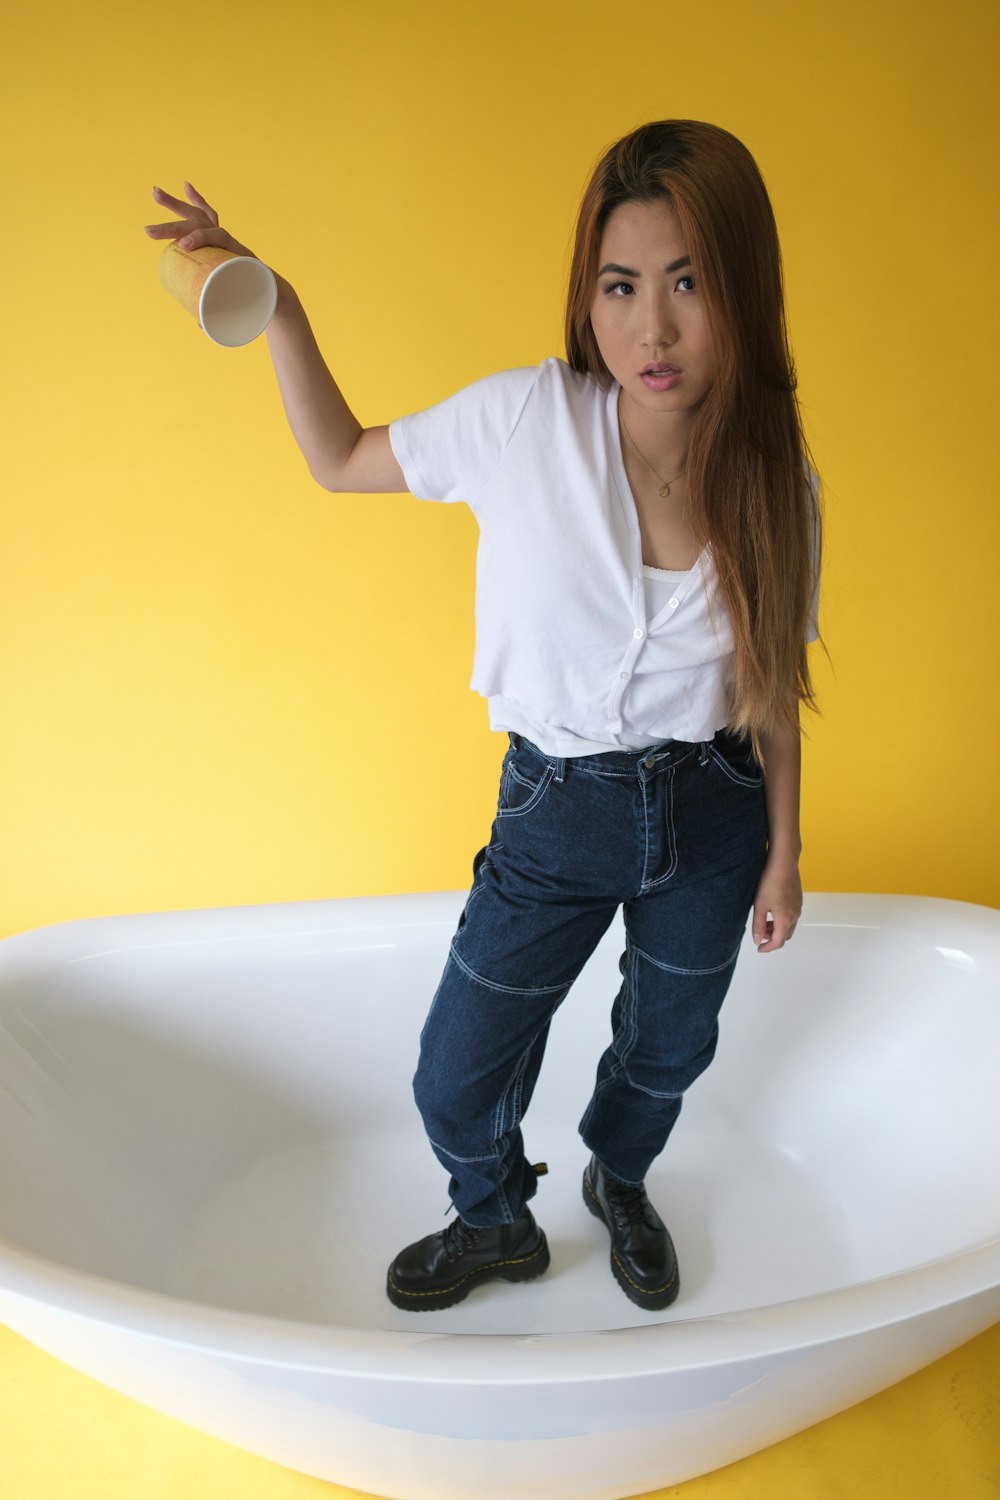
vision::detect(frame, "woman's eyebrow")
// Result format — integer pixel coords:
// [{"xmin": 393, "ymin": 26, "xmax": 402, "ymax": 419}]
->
[{"xmin": 597, "ymin": 257, "xmax": 692, "ymax": 276}]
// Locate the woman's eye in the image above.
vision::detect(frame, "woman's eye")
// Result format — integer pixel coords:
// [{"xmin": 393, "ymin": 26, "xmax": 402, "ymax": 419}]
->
[{"xmin": 603, "ymin": 276, "xmax": 696, "ymax": 296}]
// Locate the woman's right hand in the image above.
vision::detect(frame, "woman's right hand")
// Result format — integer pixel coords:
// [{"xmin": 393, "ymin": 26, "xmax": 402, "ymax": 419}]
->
[{"xmin": 143, "ymin": 182, "xmax": 258, "ymax": 260}]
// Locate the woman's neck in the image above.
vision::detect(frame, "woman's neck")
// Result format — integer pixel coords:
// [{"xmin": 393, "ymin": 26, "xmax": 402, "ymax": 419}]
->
[{"xmin": 617, "ymin": 387, "xmax": 693, "ymax": 477}]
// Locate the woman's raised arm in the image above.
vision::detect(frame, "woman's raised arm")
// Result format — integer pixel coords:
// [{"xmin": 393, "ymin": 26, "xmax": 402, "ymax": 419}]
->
[{"xmin": 144, "ymin": 183, "xmax": 407, "ymax": 494}]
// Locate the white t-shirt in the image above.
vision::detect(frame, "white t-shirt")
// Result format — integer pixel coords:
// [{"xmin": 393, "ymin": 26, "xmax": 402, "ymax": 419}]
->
[{"xmin": 388, "ymin": 356, "xmax": 820, "ymax": 756}]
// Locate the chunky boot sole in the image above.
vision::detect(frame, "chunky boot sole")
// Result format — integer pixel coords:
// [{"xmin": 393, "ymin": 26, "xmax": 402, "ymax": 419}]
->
[
  {"xmin": 583, "ymin": 1169, "xmax": 680, "ymax": 1311},
  {"xmin": 386, "ymin": 1232, "xmax": 551, "ymax": 1311}
]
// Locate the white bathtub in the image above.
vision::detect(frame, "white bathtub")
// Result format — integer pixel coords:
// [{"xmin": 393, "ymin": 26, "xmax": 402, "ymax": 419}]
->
[{"xmin": 0, "ymin": 891, "xmax": 998, "ymax": 1499}]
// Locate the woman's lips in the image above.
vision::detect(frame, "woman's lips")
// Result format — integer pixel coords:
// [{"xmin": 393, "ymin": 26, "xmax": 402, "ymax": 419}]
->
[{"xmin": 640, "ymin": 368, "xmax": 684, "ymax": 391}]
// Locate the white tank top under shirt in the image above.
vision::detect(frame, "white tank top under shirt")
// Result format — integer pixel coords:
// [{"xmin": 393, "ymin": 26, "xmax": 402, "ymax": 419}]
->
[{"xmin": 388, "ymin": 356, "xmax": 821, "ymax": 758}]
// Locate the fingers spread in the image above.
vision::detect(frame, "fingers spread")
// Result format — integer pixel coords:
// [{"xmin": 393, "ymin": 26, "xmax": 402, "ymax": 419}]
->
[
  {"xmin": 150, "ymin": 185, "xmax": 217, "ymax": 228},
  {"xmin": 151, "ymin": 185, "xmax": 194, "ymax": 214},
  {"xmin": 184, "ymin": 182, "xmax": 219, "ymax": 225}
]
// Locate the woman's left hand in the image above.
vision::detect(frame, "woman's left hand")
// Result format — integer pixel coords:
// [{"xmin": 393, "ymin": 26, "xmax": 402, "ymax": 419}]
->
[{"xmin": 751, "ymin": 852, "xmax": 803, "ymax": 953}]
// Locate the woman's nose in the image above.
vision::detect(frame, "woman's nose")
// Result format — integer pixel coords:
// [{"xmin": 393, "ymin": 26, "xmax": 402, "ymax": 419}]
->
[{"xmin": 642, "ymin": 299, "xmax": 679, "ymax": 347}]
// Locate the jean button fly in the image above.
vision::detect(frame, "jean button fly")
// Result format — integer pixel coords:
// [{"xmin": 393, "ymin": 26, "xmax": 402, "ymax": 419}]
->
[{"xmin": 643, "ymin": 754, "xmax": 656, "ymax": 769}]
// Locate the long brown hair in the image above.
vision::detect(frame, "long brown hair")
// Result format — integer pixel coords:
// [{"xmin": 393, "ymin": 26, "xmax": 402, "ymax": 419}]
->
[{"xmin": 565, "ymin": 120, "xmax": 821, "ymax": 756}]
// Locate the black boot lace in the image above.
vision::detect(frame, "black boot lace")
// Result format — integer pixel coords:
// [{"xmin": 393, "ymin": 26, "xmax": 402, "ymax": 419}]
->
[
  {"xmin": 442, "ymin": 1216, "xmax": 485, "ymax": 1263},
  {"xmin": 607, "ymin": 1178, "xmax": 653, "ymax": 1231}
]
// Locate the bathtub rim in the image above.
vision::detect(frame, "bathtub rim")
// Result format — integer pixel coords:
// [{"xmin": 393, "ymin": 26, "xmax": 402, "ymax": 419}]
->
[
  {"xmin": 1, "ymin": 1228, "xmax": 998, "ymax": 1385},
  {"xmin": 1, "ymin": 890, "xmax": 999, "ymax": 1384},
  {"xmin": 2, "ymin": 888, "xmax": 999, "ymax": 974}
]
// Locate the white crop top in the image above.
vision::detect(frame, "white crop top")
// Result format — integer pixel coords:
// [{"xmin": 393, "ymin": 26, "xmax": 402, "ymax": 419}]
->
[{"xmin": 388, "ymin": 356, "xmax": 821, "ymax": 757}]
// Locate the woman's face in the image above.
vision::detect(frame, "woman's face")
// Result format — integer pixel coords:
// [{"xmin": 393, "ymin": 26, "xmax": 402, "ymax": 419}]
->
[{"xmin": 589, "ymin": 197, "xmax": 717, "ymax": 421}]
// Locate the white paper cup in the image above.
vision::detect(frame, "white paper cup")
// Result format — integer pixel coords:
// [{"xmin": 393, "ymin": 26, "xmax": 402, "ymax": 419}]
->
[{"xmin": 158, "ymin": 242, "xmax": 278, "ymax": 346}]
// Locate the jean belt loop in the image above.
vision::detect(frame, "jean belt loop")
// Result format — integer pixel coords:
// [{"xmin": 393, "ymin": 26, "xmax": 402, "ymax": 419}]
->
[
  {"xmin": 552, "ymin": 755, "xmax": 565, "ymax": 784},
  {"xmin": 698, "ymin": 740, "xmax": 710, "ymax": 766}
]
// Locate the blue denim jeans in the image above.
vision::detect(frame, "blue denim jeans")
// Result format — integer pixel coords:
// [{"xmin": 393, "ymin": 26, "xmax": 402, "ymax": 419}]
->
[{"xmin": 413, "ymin": 729, "xmax": 769, "ymax": 1226}]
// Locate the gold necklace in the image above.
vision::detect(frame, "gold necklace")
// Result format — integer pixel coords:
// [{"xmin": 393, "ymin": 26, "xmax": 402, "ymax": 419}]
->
[{"xmin": 619, "ymin": 412, "xmax": 686, "ymax": 498}]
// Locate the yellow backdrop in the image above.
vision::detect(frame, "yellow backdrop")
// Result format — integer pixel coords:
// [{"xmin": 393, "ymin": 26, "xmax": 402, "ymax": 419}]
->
[{"xmin": 2, "ymin": 0, "xmax": 998, "ymax": 1496}]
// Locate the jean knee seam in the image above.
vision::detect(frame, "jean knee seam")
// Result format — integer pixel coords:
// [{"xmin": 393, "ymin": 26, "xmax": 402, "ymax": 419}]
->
[
  {"xmin": 632, "ymin": 938, "xmax": 741, "ymax": 976},
  {"xmin": 448, "ymin": 942, "xmax": 568, "ymax": 996}
]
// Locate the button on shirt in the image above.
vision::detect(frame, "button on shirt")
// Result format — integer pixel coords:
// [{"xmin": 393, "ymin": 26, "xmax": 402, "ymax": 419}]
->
[{"xmin": 388, "ymin": 357, "xmax": 821, "ymax": 755}]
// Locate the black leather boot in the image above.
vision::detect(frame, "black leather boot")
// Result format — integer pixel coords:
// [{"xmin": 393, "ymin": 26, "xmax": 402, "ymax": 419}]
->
[
  {"xmin": 387, "ymin": 1204, "xmax": 550, "ymax": 1311},
  {"xmin": 583, "ymin": 1154, "xmax": 679, "ymax": 1310}
]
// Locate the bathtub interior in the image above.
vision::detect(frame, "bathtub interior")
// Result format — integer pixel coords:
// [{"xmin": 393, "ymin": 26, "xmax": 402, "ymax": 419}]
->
[{"xmin": 0, "ymin": 893, "xmax": 997, "ymax": 1339}]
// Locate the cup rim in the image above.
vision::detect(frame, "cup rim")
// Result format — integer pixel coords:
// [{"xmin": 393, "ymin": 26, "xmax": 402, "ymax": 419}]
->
[{"xmin": 197, "ymin": 255, "xmax": 278, "ymax": 347}]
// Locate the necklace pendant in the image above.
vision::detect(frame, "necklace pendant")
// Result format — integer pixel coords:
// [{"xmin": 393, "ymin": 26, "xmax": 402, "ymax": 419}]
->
[{"xmin": 658, "ymin": 482, "xmax": 671, "ymax": 498}]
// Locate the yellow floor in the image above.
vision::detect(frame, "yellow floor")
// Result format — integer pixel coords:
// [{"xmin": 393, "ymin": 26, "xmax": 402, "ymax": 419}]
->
[{"xmin": 2, "ymin": 1321, "xmax": 997, "ymax": 1498}]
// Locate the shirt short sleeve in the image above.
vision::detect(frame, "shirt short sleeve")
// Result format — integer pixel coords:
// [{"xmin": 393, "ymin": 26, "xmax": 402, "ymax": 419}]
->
[
  {"xmin": 806, "ymin": 464, "xmax": 822, "ymax": 643},
  {"xmin": 388, "ymin": 365, "xmax": 539, "ymax": 508}
]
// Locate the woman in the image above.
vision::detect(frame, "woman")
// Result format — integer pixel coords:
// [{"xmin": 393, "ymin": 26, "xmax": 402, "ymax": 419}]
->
[{"xmin": 144, "ymin": 118, "xmax": 822, "ymax": 1316}]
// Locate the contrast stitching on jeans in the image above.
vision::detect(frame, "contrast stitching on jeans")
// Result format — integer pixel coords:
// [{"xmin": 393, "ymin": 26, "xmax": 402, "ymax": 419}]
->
[
  {"xmin": 463, "ymin": 886, "xmax": 484, "ymax": 921},
  {"xmin": 427, "ymin": 1135, "xmax": 499, "ymax": 1165},
  {"xmin": 462, "ymin": 850, "xmax": 494, "ymax": 918},
  {"xmin": 572, "ymin": 766, "xmax": 632, "ymax": 779},
  {"xmin": 626, "ymin": 947, "xmax": 641, "ymax": 1060},
  {"xmin": 511, "ymin": 1053, "xmax": 529, "ymax": 1132},
  {"xmin": 640, "ymin": 780, "xmax": 651, "ymax": 889},
  {"xmin": 459, "ymin": 877, "xmax": 488, "ymax": 930},
  {"xmin": 580, "ymin": 1062, "xmax": 618, "ymax": 1132},
  {"xmin": 666, "ymin": 770, "xmax": 678, "ymax": 877},
  {"xmin": 567, "ymin": 749, "xmax": 699, "ymax": 783},
  {"xmin": 493, "ymin": 1041, "xmax": 534, "ymax": 1142},
  {"xmin": 707, "ymin": 746, "xmax": 763, "ymax": 788},
  {"xmin": 493, "ymin": 1136, "xmax": 514, "ymax": 1222},
  {"xmin": 447, "ymin": 942, "xmax": 567, "ymax": 996},
  {"xmin": 470, "ymin": 841, "xmax": 503, "ymax": 890},
  {"xmin": 649, "ymin": 768, "xmax": 678, "ymax": 885},
  {"xmin": 613, "ymin": 950, "xmax": 639, "ymax": 1067},
  {"xmin": 497, "ymin": 764, "xmax": 554, "ymax": 818},
  {"xmin": 620, "ymin": 1071, "xmax": 685, "ymax": 1101},
  {"xmin": 631, "ymin": 939, "xmax": 740, "ymax": 976}
]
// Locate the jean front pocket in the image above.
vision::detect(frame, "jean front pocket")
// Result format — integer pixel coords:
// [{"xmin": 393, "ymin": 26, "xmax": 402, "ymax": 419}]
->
[
  {"xmin": 497, "ymin": 745, "xmax": 556, "ymax": 819},
  {"xmin": 706, "ymin": 732, "xmax": 764, "ymax": 789}
]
